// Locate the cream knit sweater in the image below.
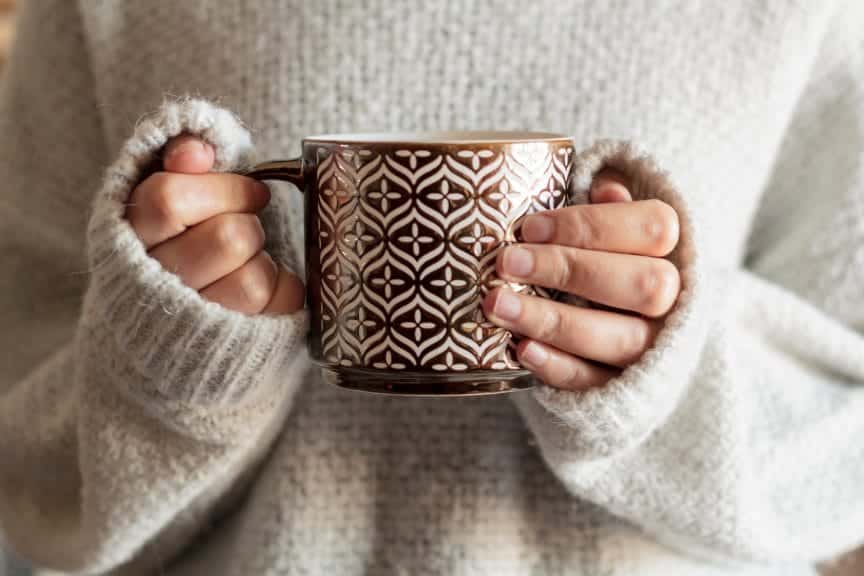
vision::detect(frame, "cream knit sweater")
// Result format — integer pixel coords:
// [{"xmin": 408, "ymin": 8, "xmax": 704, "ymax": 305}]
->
[{"xmin": 1, "ymin": 1, "xmax": 864, "ymax": 575}]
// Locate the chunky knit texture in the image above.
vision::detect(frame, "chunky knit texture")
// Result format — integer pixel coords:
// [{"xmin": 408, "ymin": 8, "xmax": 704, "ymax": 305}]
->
[{"xmin": 1, "ymin": 1, "xmax": 864, "ymax": 575}]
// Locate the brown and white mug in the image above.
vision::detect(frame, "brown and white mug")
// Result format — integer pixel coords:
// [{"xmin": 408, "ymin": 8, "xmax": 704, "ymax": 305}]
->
[{"xmin": 246, "ymin": 132, "xmax": 574, "ymax": 396}]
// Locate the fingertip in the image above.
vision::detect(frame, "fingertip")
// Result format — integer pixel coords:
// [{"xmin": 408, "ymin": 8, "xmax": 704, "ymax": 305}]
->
[
  {"xmin": 515, "ymin": 338, "xmax": 535, "ymax": 359},
  {"xmin": 251, "ymin": 179, "xmax": 272, "ymax": 209},
  {"xmin": 280, "ymin": 268, "xmax": 307, "ymax": 314},
  {"xmin": 590, "ymin": 168, "xmax": 633, "ymax": 203},
  {"xmin": 521, "ymin": 214, "xmax": 554, "ymax": 242},
  {"xmin": 263, "ymin": 266, "xmax": 306, "ymax": 315},
  {"xmin": 482, "ymin": 286, "xmax": 501, "ymax": 317},
  {"xmin": 495, "ymin": 247, "xmax": 507, "ymax": 276},
  {"xmin": 591, "ymin": 185, "xmax": 632, "ymax": 204},
  {"xmin": 163, "ymin": 134, "xmax": 215, "ymax": 174},
  {"xmin": 517, "ymin": 339, "xmax": 550, "ymax": 370}
]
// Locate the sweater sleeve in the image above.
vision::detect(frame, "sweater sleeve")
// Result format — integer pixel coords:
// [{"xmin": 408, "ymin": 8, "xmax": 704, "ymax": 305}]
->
[
  {"xmin": 513, "ymin": 2, "xmax": 864, "ymax": 565},
  {"xmin": 0, "ymin": 1, "xmax": 309, "ymax": 572}
]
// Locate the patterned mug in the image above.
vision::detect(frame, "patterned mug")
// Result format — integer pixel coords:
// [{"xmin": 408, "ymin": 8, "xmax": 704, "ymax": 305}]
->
[{"xmin": 247, "ymin": 132, "xmax": 574, "ymax": 396}]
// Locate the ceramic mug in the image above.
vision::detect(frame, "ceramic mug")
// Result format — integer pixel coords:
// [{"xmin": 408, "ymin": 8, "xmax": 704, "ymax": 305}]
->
[{"xmin": 246, "ymin": 132, "xmax": 574, "ymax": 396}]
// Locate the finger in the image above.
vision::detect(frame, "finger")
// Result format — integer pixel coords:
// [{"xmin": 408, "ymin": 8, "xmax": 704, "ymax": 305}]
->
[
  {"xmin": 497, "ymin": 245, "xmax": 680, "ymax": 317},
  {"xmin": 520, "ymin": 199, "xmax": 679, "ymax": 257},
  {"xmin": 261, "ymin": 267, "xmax": 306, "ymax": 315},
  {"xmin": 590, "ymin": 168, "xmax": 632, "ymax": 203},
  {"xmin": 200, "ymin": 251, "xmax": 279, "ymax": 315},
  {"xmin": 517, "ymin": 339, "xmax": 619, "ymax": 391},
  {"xmin": 484, "ymin": 287, "xmax": 662, "ymax": 367},
  {"xmin": 149, "ymin": 213, "xmax": 265, "ymax": 290},
  {"xmin": 127, "ymin": 172, "xmax": 270, "ymax": 248},
  {"xmin": 162, "ymin": 134, "xmax": 215, "ymax": 174}
]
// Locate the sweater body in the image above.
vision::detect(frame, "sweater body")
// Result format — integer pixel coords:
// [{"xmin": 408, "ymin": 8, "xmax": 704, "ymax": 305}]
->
[{"xmin": 1, "ymin": 1, "xmax": 863, "ymax": 575}]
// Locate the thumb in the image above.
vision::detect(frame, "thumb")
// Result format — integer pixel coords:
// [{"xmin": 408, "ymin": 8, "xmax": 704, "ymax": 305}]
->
[{"xmin": 162, "ymin": 134, "xmax": 215, "ymax": 174}]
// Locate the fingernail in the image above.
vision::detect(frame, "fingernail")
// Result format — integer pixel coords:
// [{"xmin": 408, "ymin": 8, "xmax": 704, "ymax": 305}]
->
[
  {"xmin": 503, "ymin": 247, "xmax": 534, "ymax": 278},
  {"xmin": 521, "ymin": 341, "xmax": 549, "ymax": 368},
  {"xmin": 522, "ymin": 214, "xmax": 554, "ymax": 242},
  {"xmin": 167, "ymin": 137, "xmax": 205, "ymax": 158},
  {"xmin": 492, "ymin": 289, "xmax": 521, "ymax": 321}
]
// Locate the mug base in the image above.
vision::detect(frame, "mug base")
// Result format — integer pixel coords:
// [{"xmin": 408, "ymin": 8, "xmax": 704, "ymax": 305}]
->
[{"xmin": 319, "ymin": 365, "xmax": 535, "ymax": 397}]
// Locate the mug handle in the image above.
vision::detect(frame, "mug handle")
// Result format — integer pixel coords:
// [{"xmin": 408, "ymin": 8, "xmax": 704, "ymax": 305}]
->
[{"xmin": 243, "ymin": 158, "xmax": 305, "ymax": 188}]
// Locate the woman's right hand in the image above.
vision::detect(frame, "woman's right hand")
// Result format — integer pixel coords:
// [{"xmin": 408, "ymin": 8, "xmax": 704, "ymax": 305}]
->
[{"xmin": 126, "ymin": 135, "xmax": 305, "ymax": 315}]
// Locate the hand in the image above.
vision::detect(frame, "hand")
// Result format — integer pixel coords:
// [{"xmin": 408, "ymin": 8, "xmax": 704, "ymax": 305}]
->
[
  {"xmin": 484, "ymin": 170, "xmax": 681, "ymax": 390},
  {"xmin": 126, "ymin": 135, "xmax": 305, "ymax": 315}
]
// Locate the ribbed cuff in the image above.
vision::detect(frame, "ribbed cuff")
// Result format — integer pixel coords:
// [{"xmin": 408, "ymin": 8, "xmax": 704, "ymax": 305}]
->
[
  {"xmin": 512, "ymin": 140, "xmax": 710, "ymax": 459},
  {"xmin": 83, "ymin": 98, "xmax": 308, "ymax": 411}
]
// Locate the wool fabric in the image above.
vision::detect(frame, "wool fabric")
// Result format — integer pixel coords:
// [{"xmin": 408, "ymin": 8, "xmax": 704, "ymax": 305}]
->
[{"xmin": 1, "ymin": 1, "xmax": 863, "ymax": 575}]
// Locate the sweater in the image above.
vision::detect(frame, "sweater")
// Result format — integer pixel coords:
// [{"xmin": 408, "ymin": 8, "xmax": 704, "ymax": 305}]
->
[{"xmin": 1, "ymin": 1, "xmax": 863, "ymax": 574}]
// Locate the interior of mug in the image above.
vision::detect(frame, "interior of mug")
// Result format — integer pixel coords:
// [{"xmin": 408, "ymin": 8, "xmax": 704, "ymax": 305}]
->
[{"xmin": 304, "ymin": 131, "xmax": 570, "ymax": 144}]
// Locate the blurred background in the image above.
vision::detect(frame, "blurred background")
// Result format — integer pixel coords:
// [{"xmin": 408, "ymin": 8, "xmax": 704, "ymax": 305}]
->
[
  {"xmin": 0, "ymin": 17, "xmax": 23, "ymax": 576},
  {"xmin": 1, "ymin": 0, "xmax": 24, "ymax": 570},
  {"xmin": 0, "ymin": 0, "xmax": 13, "ymax": 69},
  {"xmin": 1, "ymin": 1, "xmax": 25, "ymax": 574},
  {"xmin": 0, "ymin": 18, "xmax": 21, "ymax": 568},
  {"xmin": 0, "ymin": 1, "xmax": 860, "ymax": 576}
]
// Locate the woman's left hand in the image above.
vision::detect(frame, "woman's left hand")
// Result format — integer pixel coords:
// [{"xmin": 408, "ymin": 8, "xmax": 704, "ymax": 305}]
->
[{"xmin": 484, "ymin": 170, "xmax": 681, "ymax": 390}]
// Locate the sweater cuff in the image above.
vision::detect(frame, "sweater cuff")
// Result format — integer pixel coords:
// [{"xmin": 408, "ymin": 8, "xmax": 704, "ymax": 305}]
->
[
  {"xmin": 513, "ymin": 140, "xmax": 710, "ymax": 459},
  {"xmin": 83, "ymin": 98, "xmax": 308, "ymax": 412}
]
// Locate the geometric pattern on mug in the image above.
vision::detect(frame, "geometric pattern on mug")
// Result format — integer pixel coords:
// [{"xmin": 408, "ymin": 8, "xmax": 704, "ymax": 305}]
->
[{"xmin": 317, "ymin": 143, "xmax": 572, "ymax": 371}]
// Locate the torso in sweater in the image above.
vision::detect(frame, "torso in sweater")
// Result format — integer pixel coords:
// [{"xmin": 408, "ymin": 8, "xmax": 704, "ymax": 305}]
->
[{"xmin": 10, "ymin": 0, "xmax": 861, "ymax": 574}]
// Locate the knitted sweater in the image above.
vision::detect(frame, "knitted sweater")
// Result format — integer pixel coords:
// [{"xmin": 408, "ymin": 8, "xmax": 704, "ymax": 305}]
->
[{"xmin": 1, "ymin": 1, "xmax": 863, "ymax": 574}]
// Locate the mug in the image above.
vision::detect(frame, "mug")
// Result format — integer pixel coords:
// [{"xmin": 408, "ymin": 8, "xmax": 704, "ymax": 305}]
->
[{"xmin": 246, "ymin": 132, "xmax": 574, "ymax": 396}]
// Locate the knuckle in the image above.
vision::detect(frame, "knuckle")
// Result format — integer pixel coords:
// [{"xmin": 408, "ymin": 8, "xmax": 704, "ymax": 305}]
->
[
  {"xmin": 146, "ymin": 173, "xmax": 183, "ymax": 220},
  {"xmin": 135, "ymin": 173, "xmax": 188, "ymax": 239},
  {"xmin": 573, "ymin": 207, "xmax": 604, "ymax": 248},
  {"xmin": 644, "ymin": 200, "xmax": 680, "ymax": 255},
  {"xmin": 638, "ymin": 260, "xmax": 680, "ymax": 317},
  {"xmin": 564, "ymin": 250, "xmax": 598, "ymax": 291},
  {"xmin": 552, "ymin": 249, "xmax": 574, "ymax": 290},
  {"xmin": 213, "ymin": 214, "xmax": 265, "ymax": 260},
  {"xmin": 535, "ymin": 305, "xmax": 563, "ymax": 343}
]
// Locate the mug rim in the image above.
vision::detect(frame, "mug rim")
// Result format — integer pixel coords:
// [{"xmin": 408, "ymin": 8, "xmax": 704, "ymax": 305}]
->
[{"xmin": 303, "ymin": 131, "xmax": 572, "ymax": 145}]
